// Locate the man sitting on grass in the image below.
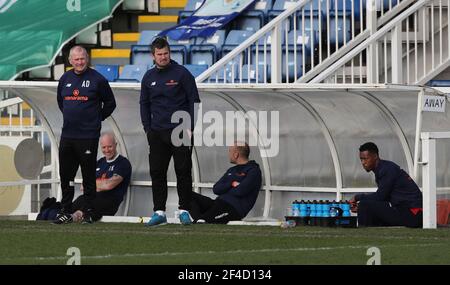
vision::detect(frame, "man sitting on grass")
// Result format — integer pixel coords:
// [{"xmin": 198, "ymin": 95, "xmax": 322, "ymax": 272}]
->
[{"xmin": 189, "ymin": 142, "xmax": 262, "ymax": 224}]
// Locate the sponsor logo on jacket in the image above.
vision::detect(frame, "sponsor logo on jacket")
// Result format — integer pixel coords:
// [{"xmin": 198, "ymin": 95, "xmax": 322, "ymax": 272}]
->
[{"xmin": 65, "ymin": 89, "xmax": 88, "ymax": 101}]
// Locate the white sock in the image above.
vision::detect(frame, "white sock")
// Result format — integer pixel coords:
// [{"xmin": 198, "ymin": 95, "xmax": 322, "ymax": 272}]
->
[{"xmin": 155, "ymin": 210, "xmax": 165, "ymax": 216}]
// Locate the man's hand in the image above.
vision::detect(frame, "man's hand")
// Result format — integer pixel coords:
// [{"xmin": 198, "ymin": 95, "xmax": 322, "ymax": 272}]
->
[{"xmin": 231, "ymin": 181, "xmax": 240, "ymax": 188}]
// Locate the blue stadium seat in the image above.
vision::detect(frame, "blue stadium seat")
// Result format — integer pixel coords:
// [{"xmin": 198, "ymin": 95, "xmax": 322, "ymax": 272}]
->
[
  {"xmin": 131, "ymin": 46, "xmax": 153, "ymax": 65},
  {"xmin": 427, "ymin": 80, "xmax": 450, "ymax": 87},
  {"xmin": 116, "ymin": 64, "xmax": 148, "ymax": 82},
  {"xmin": 222, "ymin": 30, "xmax": 255, "ymax": 60},
  {"xmin": 178, "ymin": 0, "xmax": 204, "ymax": 23},
  {"xmin": 282, "ymin": 45, "xmax": 304, "ymax": 81},
  {"xmin": 95, "ymin": 64, "xmax": 119, "ymax": 82},
  {"xmin": 184, "ymin": 64, "xmax": 208, "ymax": 77},
  {"xmin": 244, "ymin": 0, "xmax": 274, "ymax": 21},
  {"xmin": 137, "ymin": 30, "xmax": 161, "ymax": 45},
  {"xmin": 328, "ymin": 16, "xmax": 351, "ymax": 47},
  {"xmin": 190, "ymin": 30, "xmax": 226, "ymax": 66},
  {"xmin": 287, "ymin": 21, "xmax": 319, "ymax": 52},
  {"xmin": 235, "ymin": 14, "xmax": 264, "ymax": 32},
  {"xmin": 167, "ymin": 37, "xmax": 195, "ymax": 65},
  {"xmin": 269, "ymin": 0, "xmax": 326, "ymax": 21},
  {"xmin": 210, "ymin": 63, "xmax": 239, "ymax": 83},
  {"xmin": 241, "ymin": 64, "xmax": 267, "ymax": 83}
]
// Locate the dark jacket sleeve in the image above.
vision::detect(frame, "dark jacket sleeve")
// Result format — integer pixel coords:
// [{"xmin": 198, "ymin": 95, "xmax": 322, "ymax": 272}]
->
[
  {"xmin": 227, "ymin": 167, "xmax": 262, "ymax": 197},
  {"xmin": 100, "ymin": 79, "xmax": 116, "ymax": 120},
  {"xmin": 57, "ymin": 77, "xmax": 64, "ymax": 112},
  {"xmin": 182, "ymin": 70, "xmax": 200, "ymax": 130},
  {"xmin": 356, "ymin": 167, "xmax": 396, "ymax": 202},
  {"xmin": 139, "ymin": 77, "xmax": 151, "ymax": 133},
  {"xmin": 213, "ymin": 172, "xmax": 233, "ymax": 195}
]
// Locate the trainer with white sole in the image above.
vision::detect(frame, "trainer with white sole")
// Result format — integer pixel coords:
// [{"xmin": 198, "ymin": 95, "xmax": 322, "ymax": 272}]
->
[{"xmin": 140, "ymin": 37, "xmax": 200, "ymax": 226}]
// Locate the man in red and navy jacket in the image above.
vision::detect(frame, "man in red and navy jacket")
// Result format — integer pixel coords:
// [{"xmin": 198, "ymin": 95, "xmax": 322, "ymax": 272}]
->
[
  {"xmin": 350, "ymin": 142, "xmax": 423, "ymax": 228},
  {"xmin": 189, "ymin": 142, "xmax": 262, "ymax": 224}
]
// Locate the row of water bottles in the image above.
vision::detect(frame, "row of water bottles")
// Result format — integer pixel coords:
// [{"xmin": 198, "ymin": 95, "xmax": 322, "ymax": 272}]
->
[{"xmin": 290, "ymin": 200, "xmax": 352, "ymax": 218}]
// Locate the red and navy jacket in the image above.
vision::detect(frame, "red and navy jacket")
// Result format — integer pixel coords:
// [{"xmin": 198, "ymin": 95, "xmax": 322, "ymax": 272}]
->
[
  {"xmin": 57, "ymin": 68, "xmax": 116, "ymax": 139},
  {"xmin": 213, "ymin": 160, "xmax": 262, "ymax": 218},
  {"xmin": 355, "ymin": 159, "xmax": 423, "ymax": 209},
  {"xmin": 139, "ymin": 60, "xmax": 200, "ymax": 132}
]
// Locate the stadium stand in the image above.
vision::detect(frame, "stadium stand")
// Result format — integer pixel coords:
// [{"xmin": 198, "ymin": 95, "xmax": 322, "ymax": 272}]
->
[
  {"xmin": 116, "ymin": 64, "xmax": 147, "ymax": 82},
  {"xmin": 178, "ymin": 0, "xmax": 204, "ymax": 23},
  {"xmin": 95, "ymin": 64, "xmax": 120, "ymax": 82},
  {"xmin": 184, "ymin": 64, "xmax": 208, "ymax": 77}
]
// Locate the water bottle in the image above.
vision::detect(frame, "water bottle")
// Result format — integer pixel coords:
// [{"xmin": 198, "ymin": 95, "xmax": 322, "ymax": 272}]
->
[
  {"xmin": 292, "ymin": 200, "xmax": 300, "ymax": 217},
  {"xmin": 299, "ymin": 200, "xmax": 308, "ymax": 217},
  {"xmin": 281, "ymin": 219, "xmax": 296, "ymax": 228},
  {"xmin": 322, "ymin": 200, "xmax": 330, "ymax": 218},
  {"xmin": 341, "ymin": 200, "xmax": 351, "ymax": 217}
]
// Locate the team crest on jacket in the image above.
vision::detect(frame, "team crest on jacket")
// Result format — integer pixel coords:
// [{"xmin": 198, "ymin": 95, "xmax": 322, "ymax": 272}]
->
[{"xmin": 73, "ymin": 89, "xmax": 80, "ymax": 96}]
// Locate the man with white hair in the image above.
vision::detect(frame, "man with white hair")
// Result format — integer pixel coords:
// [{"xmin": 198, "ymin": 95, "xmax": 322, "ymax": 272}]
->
[{"xmin": 54, "ymin": 45, "xmax": 116, "ymax": 224}]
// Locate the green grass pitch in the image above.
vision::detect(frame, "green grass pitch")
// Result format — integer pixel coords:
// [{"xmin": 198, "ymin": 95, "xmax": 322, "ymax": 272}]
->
[{"xmin": 0, "ymin": 220, "xmax": 449, "ymax": 265}]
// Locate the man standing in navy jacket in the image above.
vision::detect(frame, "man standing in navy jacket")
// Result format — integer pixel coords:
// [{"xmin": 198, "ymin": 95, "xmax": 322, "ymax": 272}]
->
[
  {"xmin": 189, "ymin": 142, "xmax": 262, "ymax": 224},
  {"xmin": 54, "ymin": 45, "xmax": 116, "ymax": 224},
  {"xmin": 350, "ymin": 142, "xmax": 423, "ymax": 228},
  {"xmin": 140, "ymin": 37, "xmax": 201, "ymax": 226}
]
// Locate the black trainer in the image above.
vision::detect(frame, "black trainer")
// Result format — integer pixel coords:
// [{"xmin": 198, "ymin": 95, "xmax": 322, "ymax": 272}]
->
[
  {"xmin": 52, "ymin": 213, "xmax": 73, "ymax": 224},
  {"xmin": 81, "ymin": 210, "xmax": 94, "ymax": 224}
]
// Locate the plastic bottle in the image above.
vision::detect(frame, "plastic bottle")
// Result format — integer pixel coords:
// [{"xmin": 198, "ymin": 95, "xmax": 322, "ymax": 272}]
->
[
  {"xmin": 281, "ymin": 219, "xmax": 296, "ymax": 228},
  {"xmin": 341, "ymin": 200, "xmax": 351, "ymax": 217},
  {"xmin": 292, "ymin": 200, "xmax": 300, "ymax": 217}
]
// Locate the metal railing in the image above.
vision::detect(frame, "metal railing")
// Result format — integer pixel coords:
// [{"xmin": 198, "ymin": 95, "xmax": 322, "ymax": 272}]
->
[
  {"xmin": 311, "ymin": 0, "xmax": 449, "ymax": 84},
  {"xmin": 197, "ymin": 0, "xmax": 412, "ymax": 84}
]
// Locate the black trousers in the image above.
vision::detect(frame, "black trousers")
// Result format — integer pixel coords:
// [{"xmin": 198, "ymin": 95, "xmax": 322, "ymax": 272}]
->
[
  {"xmin": 147, "ymin": 130, "xmax": 193, "ymax": 212},
  {"xmin": 59, "ymin": 137, "xmax": 98, "ymax": 213},
  {"xmin": 190, "ymin": 192, "xmax": 242, "ymax": 224},
  {"xmin": 357, "ymin": 200, "xmax": 422, "ymax": 228},
  {"xmin": 72, "ymin": 194, "xmax": 119, "ymax": 221}
]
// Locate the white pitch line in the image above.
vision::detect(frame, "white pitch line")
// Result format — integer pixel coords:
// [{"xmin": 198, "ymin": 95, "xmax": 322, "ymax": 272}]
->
[{"xmin": 6, "ymin": 242, "xmax": 444, "ymax": 262}]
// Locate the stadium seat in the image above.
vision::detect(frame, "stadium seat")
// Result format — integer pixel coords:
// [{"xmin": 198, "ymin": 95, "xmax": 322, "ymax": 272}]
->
[
  {"xmin": 29, "ymin": 66, "xmax": 52, "ymax": 80},
  {"xmin": 235, "ymin": 13, "xmax": 264, "ymax": 32},
  {"xmin": 282, "ymin": 45, "xmax": 304, "ymax": 81},
  {"xmin": 116, "ymin": 64, "xmax": 147, "ymax": 82},
  {"xmin": 75, "ymin": 25, "xmax": 99, "ymax": 45},
  {"xmin": 222, "ymin": 30, "xmax": 255, "ymax": 61},
  {"xmin": 244, "ymin": 0, "xmax": 274, "ymax": 21},
  {"xmin": 131, "ymin": 46, "xmax": 153, "ymax": 65},
  {"xmin": 287, "ymin": 21, "xmax": 318, "ymax": 52},
  {"xmin": 95, "ymin": 64, "xmax": 119, "ymax": 82},
  {"xmin": 427, "ymin": 80, "xmax": 450, "ymax": 87},
  {"xmin": 190, "ymin": 30, "xmax": 227, "ymax": 66},
  {"xmin": 184, "ymin": 64, "xmax": 208, "ymax": 77},
  {"xmin": 241, "ymin": 64, "xmax": 267, "ymax": 83},
  {"xmin": 168, "ymin": 37, "xmax": 195, "ymax": 65},
  {"xmin": 328, "ymin": 16, "xmax": 351, "ymax": 48},
  {"xmin": 178, "ymin": 0, "xmax": 204, "ymax": 23},
  {"xmin": 122, "ymin": 0, "xmax": 145, "ymax": 11},
  {"xmin": 209, "ymin": 63, "xmax": 239, "ymax": 83},
  {"xmin": 137, "ymin": 30, "xmax": 161, "ymax": 45}
]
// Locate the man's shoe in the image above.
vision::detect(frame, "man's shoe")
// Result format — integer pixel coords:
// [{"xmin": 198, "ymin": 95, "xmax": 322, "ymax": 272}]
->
[
  {"xmin": 146, "ymin": 212, "xmax": 167, "ymax": 226},
  {"xmin": 179, "ymin": 210, "xmax": 192, "ymax": 225},
  {"xmin": 52, "ymin": 213, "xmax": 73, "ymax": 224},
  {"xmin": 81, "ymin": 212, "xmax": 94, "ymax": 224}
]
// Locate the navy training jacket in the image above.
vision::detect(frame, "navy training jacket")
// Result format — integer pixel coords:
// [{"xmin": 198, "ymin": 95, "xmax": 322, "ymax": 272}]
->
[
  {"xmin": 213, "ymin": 160, "xmax": 262, "ymax": 218},
  {"xmin": 57, "ymin": 68, "xmax": 116, "ymax": 139}
]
